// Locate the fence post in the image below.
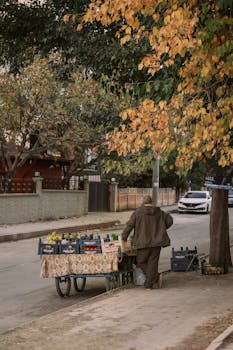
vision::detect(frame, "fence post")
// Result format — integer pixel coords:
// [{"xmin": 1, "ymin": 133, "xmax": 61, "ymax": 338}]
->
[
  {"xmin": 84, "ymin": 180, "xmax": 89, "ymax": 213},
  {"xmin": 109, "ymin": 181, "xmax": 118, "ymax": 212},
  {"xmin": 32, "ymin": 177, "xmax": 43, "ymax": 194}
]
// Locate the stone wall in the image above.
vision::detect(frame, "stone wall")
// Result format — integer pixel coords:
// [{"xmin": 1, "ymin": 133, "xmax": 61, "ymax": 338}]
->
[
  {"xmin": 0, "ymin": 179, "xmax": 176, "ymax": 224},
  {"xmin": 0, "ymin": 177, "xmax": 88, "ymax": 224}
]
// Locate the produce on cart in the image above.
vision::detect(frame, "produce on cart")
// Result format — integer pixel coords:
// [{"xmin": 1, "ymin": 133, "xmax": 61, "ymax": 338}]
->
[{"xmin": 38, "ymin": 231, "xmax": 136, "ymax": 297}]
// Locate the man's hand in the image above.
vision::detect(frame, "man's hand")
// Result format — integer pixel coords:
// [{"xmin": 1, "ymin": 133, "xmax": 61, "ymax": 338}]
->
[{"xmin": 121, "ymin": 233, "xmax": 127, "ymax": 242}]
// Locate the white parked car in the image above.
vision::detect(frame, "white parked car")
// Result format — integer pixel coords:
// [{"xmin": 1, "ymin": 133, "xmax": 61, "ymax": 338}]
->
[
  {"xmin": 228, "ymin": 188, "xmax": 233, "ymax": 207},
  {"xmin": 178, "ymin": 190, "xmax": 212, "ymax": 214}
]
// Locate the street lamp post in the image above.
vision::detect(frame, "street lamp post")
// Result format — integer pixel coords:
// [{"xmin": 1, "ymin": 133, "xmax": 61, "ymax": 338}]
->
[{"xmin": 152, "ymin": 158, "xmax": 160, "ymax": 206}]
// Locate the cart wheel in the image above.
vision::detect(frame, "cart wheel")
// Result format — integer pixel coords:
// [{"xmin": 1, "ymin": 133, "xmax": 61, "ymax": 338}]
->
[
  {"xmin": 130, "ymin": 271, "xmax": 134, "ymax": 283},
  {"xmin": 121, "ymin": 272, "xmax": 126, "ymax": 285},
  {"xmin": 55, "ymin": 276, "xmax": 71, "ymax": 297},
  {"xmin": 128, "ymin": 271, "xmax": 133, "ymax": 283},
  {"xmin": 122, "ymin": 272, "xmax": 128, "ymax": 285},
  {"xmin": 73, "ymin": 277, "xmax": 86, "ymax": 292},
  {"xmin": 105, "ymin": 274, "xmax": 120, "ymax": 291}
]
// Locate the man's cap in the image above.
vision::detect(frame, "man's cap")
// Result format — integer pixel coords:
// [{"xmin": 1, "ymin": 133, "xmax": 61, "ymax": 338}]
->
[{"xmin": 142, "ymin": 195, "xmax": 152, "ymax": 204}]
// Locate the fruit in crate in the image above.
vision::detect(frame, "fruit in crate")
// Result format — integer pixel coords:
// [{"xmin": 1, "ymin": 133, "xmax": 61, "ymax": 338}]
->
[
  {"xmin": 43, "ymin": 244, "xmax": 54, "ymax": 253},
  {"xmin": 65, "ymin": 244, "xmax": 74, "ymax": 251},
  {"xmin": 84, "ymin": 246, "xmax": 98, "ymax": 251},
  {"xmin": 64, "ymin": 233, "xmax": 76, "ymax": 240},
  {"xmin": 47, "ymin": 231, "xmax": 62, "ymax": 243}
]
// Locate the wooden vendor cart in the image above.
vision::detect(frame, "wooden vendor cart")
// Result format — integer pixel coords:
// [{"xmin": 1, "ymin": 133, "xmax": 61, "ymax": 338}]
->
[{"xmin": 39, "ymin": 234, "xmax": 136, "ymax": 297}]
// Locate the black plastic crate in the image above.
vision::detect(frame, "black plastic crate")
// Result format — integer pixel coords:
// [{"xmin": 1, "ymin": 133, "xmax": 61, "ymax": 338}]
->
[
  {"xmin": 79, "ymin": 238, "xmax": 101, "ymax": 247},
  {"xmin": 38, "ymin": 238, "xmax": 60, "ymax": 255},
  {"xmin": 80, "ymin": 249, "xmax": 102, "ymax": 254},
  {"xmin": 60, "ymin": 241, "xmax": 79, "ymax": 254},
  {"xmin": 79, "ymin": 245, "xmax": 102, "ymax": 254},
  {"xmin": 172, "ymin": 246, "xmax": 197, "ymax": 257},
  {"xmin": 79, "ymin": 237, "xmax": 102, "ymax": 254},
  {"xmin": 171, "ymin": 257, "xmax": 192, "ymax": 271},
  {"xmin": 171, "ymin": 246, "xmax": 198, "ymax": 271}
]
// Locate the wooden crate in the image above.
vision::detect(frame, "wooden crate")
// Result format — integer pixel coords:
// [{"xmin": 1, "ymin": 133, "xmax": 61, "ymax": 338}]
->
[{"xmin": 101, "ymin": 236, "xmax": 122, "ymax": 253}]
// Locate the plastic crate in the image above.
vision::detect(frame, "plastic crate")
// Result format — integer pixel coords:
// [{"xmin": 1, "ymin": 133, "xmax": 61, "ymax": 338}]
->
[
  {"xmin": 172, "ymin": 246, "xmax": 197, "ymax": 257},
  {"xmin": 171, "ymin": 246, "xmax": 198, "ymax": 271},
  {"xmin": 79, "ymin": 237, "xmax": 102, "ymax": 254},
  {"xmin": 38, "ymin": 238, "xmax": 60, "ymax": 255},
  {"xmin": 60, "ymin": 241, "xmax": 79, "ymax": 254},
  {"xmin": 171, "ymin": 258, "xmax": 192, "ymax": 271}
]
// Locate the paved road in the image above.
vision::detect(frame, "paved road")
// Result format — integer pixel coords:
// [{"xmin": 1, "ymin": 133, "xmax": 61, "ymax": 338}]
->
[{"xmin": 0, "ymin": 210, "xmax": 233, "ymax": 333}]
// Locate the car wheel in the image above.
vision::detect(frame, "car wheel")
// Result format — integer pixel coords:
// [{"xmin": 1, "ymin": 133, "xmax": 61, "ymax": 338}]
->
[{"xmin": 206, "ymin": 205, "xmax": 209, "ymax": 214}]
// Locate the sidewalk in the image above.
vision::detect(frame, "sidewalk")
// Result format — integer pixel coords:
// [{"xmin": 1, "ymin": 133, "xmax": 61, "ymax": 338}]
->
[
  {"xmin": 0, "ymin": 268, "xmax": 233, "ymax": 350},
  {"xmin": 1, "ymin": 205, "xmax": 233, "ymax": 350},
  {"xmin": 0, "ymin": 210, "xmax": 130, "ymax": 243},
  {"xmin": 0, "ymin": 205, "xmax": 177, "ymax": 243}
]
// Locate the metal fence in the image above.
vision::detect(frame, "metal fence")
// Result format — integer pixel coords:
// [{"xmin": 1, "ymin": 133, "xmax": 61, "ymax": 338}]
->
[
  {"xmin": 42, "ymin": 178, "xmax": 83, "ymax": 190},
  {"xmin": 0, "ymin": 177, "xmax": 84, "ymax": 193},
  {"xmin": 0, "ymin": 178, "xmax": 35, "ymax": 193}
]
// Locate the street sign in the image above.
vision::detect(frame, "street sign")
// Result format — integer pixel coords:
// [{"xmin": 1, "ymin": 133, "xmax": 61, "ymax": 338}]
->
[
  {"xmin": 206, "ymin": 184, "xmax": 232, "ymax": 190},
  {"xmin": 204, "ymin": 176, "xmax": 232, "ymax": 190}
]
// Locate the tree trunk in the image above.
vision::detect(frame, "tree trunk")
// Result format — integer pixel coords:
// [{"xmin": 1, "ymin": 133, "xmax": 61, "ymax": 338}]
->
[
  {"xmin": 2, "ymin": 170, "xmax": 14, "ymax": 193},
  {"xmin": 209, "ymin": 189, "xmax": 232, "ymax": 272}
]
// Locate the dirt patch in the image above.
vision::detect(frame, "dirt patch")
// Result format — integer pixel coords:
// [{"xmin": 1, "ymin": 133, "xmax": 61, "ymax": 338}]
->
[
  {"xmin": 219, "ymin": 331, "xmax": 233, "ymax": 349},
  {"xmin": 168, "ymin": 313, "xmax": 233, "ymax": 350}
]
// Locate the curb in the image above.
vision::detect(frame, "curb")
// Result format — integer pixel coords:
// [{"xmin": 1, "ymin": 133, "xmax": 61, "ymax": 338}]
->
[
  {"xmin": 205, "ymin": 325, "xmax": 233, "ymax": 350},
  {"xmin": 0, "ymin": 220, "xmax": 120, "ymax": 243},
  {"xmin": 0, "ymin": 205, "xmax": 177, "ymax": 244}
]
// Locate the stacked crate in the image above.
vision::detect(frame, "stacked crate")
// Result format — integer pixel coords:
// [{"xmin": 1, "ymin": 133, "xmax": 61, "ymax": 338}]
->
[
  {"xmin": 170, "ymin": 246, "xmax": 199, "ymax": 272},
  {"xmin": 38, "ymin": 232, "xmax": 125, "ymax": 256},
  {"xmin": 101, "ymin": 235, "xmax": 122, "ymax": 254},
  {"xmin": 79, "ymin": 236, "xmax": 102, "ymax": 254},
  {"xmin": 60, "ymin": 241, "xmax": 79, "ymax": 254},
  {"xmin": 38, "ymin": 238, "xmax": 60, "ymax": 255}
]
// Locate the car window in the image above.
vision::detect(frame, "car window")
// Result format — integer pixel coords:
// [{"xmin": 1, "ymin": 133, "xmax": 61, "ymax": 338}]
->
[
  {"xmin": 229, "ymin": 189, "xmax": 233, "ymax": 196},
  {"xmin": 184, "ymin": 192, "xmax": 207, "ymax": 199}
]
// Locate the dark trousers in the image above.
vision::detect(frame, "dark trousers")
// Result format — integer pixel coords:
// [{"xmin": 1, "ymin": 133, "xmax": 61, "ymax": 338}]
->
[{"xmin": 137, "ymin": 247, "xmax": 161, "ymax": 288}]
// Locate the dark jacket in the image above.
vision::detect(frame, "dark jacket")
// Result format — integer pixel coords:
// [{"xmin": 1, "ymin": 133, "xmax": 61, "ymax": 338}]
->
[{"xmin": 122, "ymin": 205, "xmax": 173, "ymax": 249}]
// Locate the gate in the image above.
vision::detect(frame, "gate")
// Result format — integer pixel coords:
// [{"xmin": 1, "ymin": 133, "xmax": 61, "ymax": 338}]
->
[{"xmin": 88, "ymin": 181, "xmax": 110, "ymax": 212}]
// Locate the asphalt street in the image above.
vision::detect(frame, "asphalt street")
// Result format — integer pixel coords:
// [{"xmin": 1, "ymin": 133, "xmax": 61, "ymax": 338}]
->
[{"xmin": 1, "ymin": 209, "xmax": 233, "ymax": 333}]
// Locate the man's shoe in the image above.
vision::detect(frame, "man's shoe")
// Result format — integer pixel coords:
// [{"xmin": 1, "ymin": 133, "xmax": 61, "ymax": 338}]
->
[
  {"xmin": 145, "ymin": 274, "xmax": 163, "ymax": 289},
  {"xmin": 157, "ymin": 273, "xmax": 163, "ymax": 288}
]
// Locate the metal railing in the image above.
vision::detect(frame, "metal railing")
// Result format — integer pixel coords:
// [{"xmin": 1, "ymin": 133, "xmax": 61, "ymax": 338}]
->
[
  {"xmin": 0, "ymin": 177, "xmax": 84, "ymax": 193},
  {"xmin": 0, "ymin": 178, "xmax": 35, "ymax": 193},
  {"xmin": 42, "ymin": 178, "xmax": 82, "ymax": 190}
]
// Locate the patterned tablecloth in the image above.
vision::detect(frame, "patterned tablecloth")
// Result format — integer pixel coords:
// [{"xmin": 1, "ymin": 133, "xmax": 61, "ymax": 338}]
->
[{"xmin": 40, "ymin": 253, "xmax": 119, "ymax": 278}]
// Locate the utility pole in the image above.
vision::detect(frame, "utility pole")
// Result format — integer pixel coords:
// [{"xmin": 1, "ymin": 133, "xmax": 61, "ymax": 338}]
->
[{"xmin": 152, "ymin": 157, "xmax": 160, "ymax": 206}]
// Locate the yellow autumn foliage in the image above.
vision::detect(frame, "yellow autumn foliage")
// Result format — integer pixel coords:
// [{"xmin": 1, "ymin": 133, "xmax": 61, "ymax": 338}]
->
[{"xmin": 79, "ymin": 0, "xmax": 233, "ymax": 173}]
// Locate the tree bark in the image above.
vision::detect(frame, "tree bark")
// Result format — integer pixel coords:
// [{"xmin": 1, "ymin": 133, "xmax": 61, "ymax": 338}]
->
[{"xmin": 209, "ymin": 189, "xmax": 232, "ymax": 271}]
